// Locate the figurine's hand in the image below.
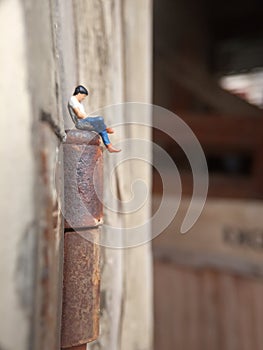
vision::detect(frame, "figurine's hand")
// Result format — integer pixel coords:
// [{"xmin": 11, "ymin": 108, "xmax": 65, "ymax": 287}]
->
[{"xmin": 73, "ymin": 107, "xmax": 86, "ymax": 119}]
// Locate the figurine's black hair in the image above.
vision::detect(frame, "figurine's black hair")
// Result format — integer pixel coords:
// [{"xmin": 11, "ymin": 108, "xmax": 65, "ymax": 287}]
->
[{"xmin": 73, "ymin": 85, "xmax": 89, "ymax": 96}]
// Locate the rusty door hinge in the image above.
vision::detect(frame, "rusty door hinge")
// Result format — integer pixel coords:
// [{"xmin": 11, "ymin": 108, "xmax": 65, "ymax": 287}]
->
[{"xmin": 61, "ymin": 129, "xmax": 103, "ymax": 349}]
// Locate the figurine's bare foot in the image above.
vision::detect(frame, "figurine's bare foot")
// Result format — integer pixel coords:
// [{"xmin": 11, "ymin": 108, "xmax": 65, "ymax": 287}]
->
[
  {"xmin": 106, "ymin": 144, "xmax": 121, "ymax": 153},
  {"xmin": 106, "ymin": 127, "xmax": 114, "ymax": 134}
]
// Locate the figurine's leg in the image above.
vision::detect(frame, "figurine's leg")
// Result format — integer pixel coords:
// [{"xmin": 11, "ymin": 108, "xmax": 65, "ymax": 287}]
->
[
  {"xmin": 99, "ymin": 130, "xmax": 111, "ymax": 146},
  {"xmin": 84, "ymin": 116, "xmax": 121, "ymax": 153},
  {"xmin": 85, "ymin": 116, "xmax": 106, "ymax": 132},
  {"xmin": 76, "ymin": 116, "xmax": 109, "ymax": 142},
  {"xmin": 106, "ymin": 127, "xmax": 114, "ymax": 134},
  {"xmin": 76, "ymin": 119, "xmax": 94, "ymax": 131},
  {"xmin": 85, "ymin": 116, "xmax": 110, "ymax": 145}
]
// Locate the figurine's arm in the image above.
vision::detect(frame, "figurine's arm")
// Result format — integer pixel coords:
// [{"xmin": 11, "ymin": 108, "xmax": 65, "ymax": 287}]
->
[{"xmin": 72, "ymin": 107, "xmax": 86, "ymax": 120}]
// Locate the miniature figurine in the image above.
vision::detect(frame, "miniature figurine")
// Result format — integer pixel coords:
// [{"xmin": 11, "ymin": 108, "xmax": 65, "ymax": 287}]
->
[{"xmin": 68, "ymin": 85, "xmax": 121, "ymax": 153}]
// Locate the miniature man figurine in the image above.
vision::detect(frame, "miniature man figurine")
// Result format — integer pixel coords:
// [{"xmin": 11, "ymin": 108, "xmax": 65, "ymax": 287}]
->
[{"xmin": 68, "ymin": 85, "xmax": 121, "ymax": 153}]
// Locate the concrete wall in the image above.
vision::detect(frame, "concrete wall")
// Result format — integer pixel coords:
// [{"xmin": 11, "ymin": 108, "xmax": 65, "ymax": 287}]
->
[
  {"xmin": 0, "ymin": 0, "xmax": 36, "ymax": 348},
  {"xmin": 0, "ymin": 0, "xmax": 66, "ymax": 348},
  {"xmin": 0, "ymin": 0, "xmax": 153, "ymax": 349},
  {"xmin": 72, "ymin": 1, "xmax": 153, "ymax": 349}
]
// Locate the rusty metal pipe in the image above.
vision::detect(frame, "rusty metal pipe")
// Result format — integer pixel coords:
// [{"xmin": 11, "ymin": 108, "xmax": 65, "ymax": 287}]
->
[
  {"xmin": 67, "ymin": 345, "xmax": 87, "ymax": 350},
  {"xmin": 63, "ymin": 130, "xmax": 103, "ymax": 229},
  {"xmin": 61, "ymin": 130, "xmax": 103, "ymax": 349}
]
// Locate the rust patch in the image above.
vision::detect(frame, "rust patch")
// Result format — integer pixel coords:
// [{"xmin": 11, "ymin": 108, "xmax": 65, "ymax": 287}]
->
[
  {"xmin": 61, "ymin": 231, "xmax": 100, "ymax": 348},
  {"xmin": 63, "ymin": 345, "xmax": 87, "ymax": 350},
  {"xmin": 63, "ymin": 139, "xmax": 103, "ymax": 229},
  {"xmin": 64, "ymin": 129, "xmax": 101, "ymax": 146}
]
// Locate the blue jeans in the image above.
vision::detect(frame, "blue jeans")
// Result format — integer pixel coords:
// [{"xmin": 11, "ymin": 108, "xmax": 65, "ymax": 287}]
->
[{"xmin": 76, "ymin": 116, "xmax": 110, "ymax": 146}]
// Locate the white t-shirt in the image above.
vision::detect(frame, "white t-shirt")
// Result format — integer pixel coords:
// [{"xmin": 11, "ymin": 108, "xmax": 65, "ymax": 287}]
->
[{"xmin": 68, "ymin": 95, "xmax": 86, "ymax": 124}]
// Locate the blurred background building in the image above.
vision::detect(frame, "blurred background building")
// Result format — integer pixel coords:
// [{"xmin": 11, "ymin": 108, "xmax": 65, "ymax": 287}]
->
[{"xmin": 153, "ymin": 0, "xmax": 263, "ymax": 349}]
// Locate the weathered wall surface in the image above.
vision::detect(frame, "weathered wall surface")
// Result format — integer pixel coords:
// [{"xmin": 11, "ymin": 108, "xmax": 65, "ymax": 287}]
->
[
  {"xmin": 0, "ymin": 1, "xmax": 35, "ymax": 348},
  {"xmin": 72, "ymin": 1, "xmax": 153, "ymax": 350},
  {"xmin": 0, "ymin": 0, "xmax": 66, "ymax": 349},
  {"xmin": 0, "ymin": 0, "xmax": 152, "ymax": 349}
]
